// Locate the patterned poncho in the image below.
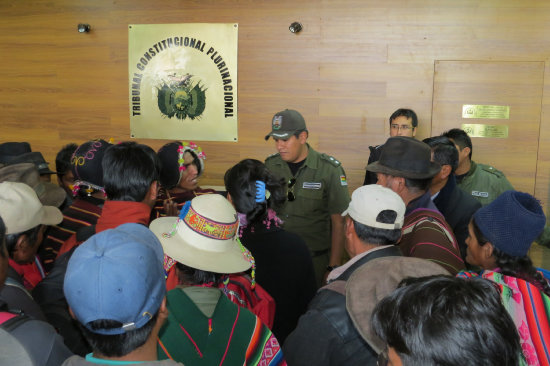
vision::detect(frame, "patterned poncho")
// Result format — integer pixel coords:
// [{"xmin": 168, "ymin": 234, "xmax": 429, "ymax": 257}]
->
[
  {"xmin": 158, "ymin": 288, "xmax": 285, "ymax": 366},
  {"xmin": 458, "ymin": 270, "xmax": 550, "ymax": 365}
]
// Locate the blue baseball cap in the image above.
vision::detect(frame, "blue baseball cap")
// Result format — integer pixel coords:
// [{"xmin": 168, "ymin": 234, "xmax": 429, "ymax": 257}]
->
[{"xmin": 64, "ymin": 223, "xmax": 166, "ymax": 335}]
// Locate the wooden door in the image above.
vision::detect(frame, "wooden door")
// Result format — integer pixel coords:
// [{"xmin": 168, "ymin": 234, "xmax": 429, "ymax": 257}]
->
[{"xmin": 431, "ymin": 61, "xmax": 544, "ymax": 194}]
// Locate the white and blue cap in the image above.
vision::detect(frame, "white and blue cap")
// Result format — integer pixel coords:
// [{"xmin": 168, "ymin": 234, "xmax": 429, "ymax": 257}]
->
[{"xmin": 63, "ymin": 223, "xmax": 166, "ymax": 335}]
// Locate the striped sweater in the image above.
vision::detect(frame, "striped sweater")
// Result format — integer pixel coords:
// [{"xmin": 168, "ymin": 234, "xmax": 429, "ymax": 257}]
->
[
  {"xmin": 158, "ymin": 288, "xmax": 285, "ymax": 366},
  {"xmin": 458, "ymin": 270, "xmax": 550, "ymax": 366},
  {"xmin": 39, "ymin": 197, "xmax": 103, "ymax": 273},
  {"xmin": 400, "ymin": 208, "xmax": 465, "ymax": 275}
]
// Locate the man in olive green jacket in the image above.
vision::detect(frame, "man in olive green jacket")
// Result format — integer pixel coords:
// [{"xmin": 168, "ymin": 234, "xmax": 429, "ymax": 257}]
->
[
  {"xmin": 265, "ymin": 109, "xmax": 350, "ymax": 287},
  {"xmin": 443, "ymin": 128, "xmax": 513, "ymax": 206}
]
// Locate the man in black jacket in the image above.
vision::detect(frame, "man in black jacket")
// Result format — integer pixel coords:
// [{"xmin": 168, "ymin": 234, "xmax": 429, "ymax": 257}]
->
[
  {"xmin": 283, "ymin": 185, "xmax": 405, "ymax": 366},
  {"xmin": 423, "ymin": 136, "xmax": 481, "ymax": 260}
]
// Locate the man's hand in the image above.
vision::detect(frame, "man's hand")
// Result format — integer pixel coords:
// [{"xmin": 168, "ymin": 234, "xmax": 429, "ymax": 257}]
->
[{"xmin": 163, "ymin": 199, "xmax": 179, "ymax": 217}]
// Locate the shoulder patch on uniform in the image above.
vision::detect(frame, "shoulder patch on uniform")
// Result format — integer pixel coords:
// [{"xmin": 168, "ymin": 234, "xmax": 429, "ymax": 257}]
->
[
  {"xmin": 320, "ymin": 153, "xmax": 341, "ymax": 167},
  {"xmin": 479, "ymin": 164, "xmax": 506, "ymax": 178}
]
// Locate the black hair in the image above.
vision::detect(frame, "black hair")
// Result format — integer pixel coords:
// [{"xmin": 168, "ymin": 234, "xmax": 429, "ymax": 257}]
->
[
  {"xmin": 389, "ymin": 109, "xmax": 418, "ymax": 128},
  {"xmin": 404, "ymin": 177, "xmax": 432, "ymax": 192},
  {"xmin": 352, "ymin": 210, "xmax": 401, "ymax": 245},
  {"xmin": 102, "ymin": 142, "xmax": 160, "ymax": 202},
  {"xmin": 372, "ymin": 276, "xmax": 521, "ymax": 366},
  {"xmin": 79, "ymin": 313, "xmax": 158, "ymax": 357},
  {"xmin": 224, "ymin": 159, "xmax": 286, "ymax": 226},
  {"xmin": 423, "ymin": 136, "xmax": 459, "ymax": 173},
  {"xmin": 175, "ymin": 262, "xmax": 223, "ymax": 286},
  {"xmin": 0, "ymin": 216, "xmax": 6, "ymax": 259},
  {"xmin": 5, "ymin": 225, "xmax": 42, "ymax": 257},
  {"xmin": 56, "ymin": 143, "xmax": 78, "ymax": 178},
  {"xmin": 471, "ymin": 219, "xmax": 550, "ymax": 297},
  {"xmin": 442, "ymin": 128, "xmax": 473, "ymax": 160}
]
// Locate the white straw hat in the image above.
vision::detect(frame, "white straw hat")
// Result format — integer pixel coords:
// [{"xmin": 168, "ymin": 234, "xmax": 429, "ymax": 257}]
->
[{"xmin": 149, "ymin": 194, "xmax": 251, "ymax": 274}]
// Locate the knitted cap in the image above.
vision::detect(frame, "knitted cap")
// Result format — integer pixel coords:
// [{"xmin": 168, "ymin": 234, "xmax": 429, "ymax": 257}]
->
[
  {"xmin": 71, "ymin": 139, "xmax": 112, "ymax": 190},
  {"xmin": 157, "ymin": 141, "xmax": 205, "ymax": 189},
  {"xmin": 473, "ymin": 190, "xmax": 545, "ymax": 257}
]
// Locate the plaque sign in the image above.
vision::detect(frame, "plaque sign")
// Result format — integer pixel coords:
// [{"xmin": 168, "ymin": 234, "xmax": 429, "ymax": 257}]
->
[
  {"xmin": 461, "ymin": 124, "xmax": 509, "ymax": 138},
  {"xmin": 462, "ymin": 105, "xmax": 510, "ymax": 119}
]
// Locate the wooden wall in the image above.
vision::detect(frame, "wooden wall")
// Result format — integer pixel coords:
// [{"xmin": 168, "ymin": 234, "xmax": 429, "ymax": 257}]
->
[{"xmin": 2, "ymin": 0, "xmax": 550, "ymax": 213}]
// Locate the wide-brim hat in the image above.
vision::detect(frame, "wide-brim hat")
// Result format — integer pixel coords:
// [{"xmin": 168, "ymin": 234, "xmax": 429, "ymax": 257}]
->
[
  {"xmin": 264, "ymin": 109, "xmax": 307, "ymax": 140},
  {"xmin": 150, "ymin": 194, "xmax": 251, "ymax": 274},
  {"xmin": 366, "ymin": 136, "xmax": 441, "ymax": 179},
  {"xmin": 0, "ymin": 142, "xmax": 31, "ymax": 160},
  {"xmin": 5, "ymin": 152, "xmax": 56, "ymax": 175},
  {"xmin": 0, "ymin": 181, "xmax": 62, "ymax": 234},
  {"xmin": 0, "ymin": 163, "xmax": 66, "ymax": 208},
  {"xmin": 346, "ymin": 256, "xmax": 450, "ymax": 354}
]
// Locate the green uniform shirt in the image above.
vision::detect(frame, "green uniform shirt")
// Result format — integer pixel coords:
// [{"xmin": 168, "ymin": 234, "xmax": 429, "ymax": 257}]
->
[
  {"xmin": 265, "ymin": 144, "xmax": 350, "ymax": 252},
  {"xmin": 456, "ymin": 160, "xmax": 514, "ymax": 207}
]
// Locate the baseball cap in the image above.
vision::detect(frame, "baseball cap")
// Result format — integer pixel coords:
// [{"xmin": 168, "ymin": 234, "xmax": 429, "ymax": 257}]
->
[
  {"xmin": 0, "ymin": 181, "xmax": 62, "ymax": 235},
  {"xmin": 342, "ymin": 185, "xmax": 405, "ymax": 230},
  {"xmin": 63, "ymin": 223, "xmax": 166, "ymax": 335},
  {"xmin": 264, "ymin": 109, "xmax": 307, "ymax": 141}
]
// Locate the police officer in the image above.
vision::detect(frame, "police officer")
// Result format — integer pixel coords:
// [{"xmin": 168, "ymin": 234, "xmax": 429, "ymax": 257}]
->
[
  {"xmin": 265, "ymin": 109, "xmax": 350, "ymax": 287},
  {"xmin": 443, "ymin": 128, "xmax": 514, "ymax": 206}
]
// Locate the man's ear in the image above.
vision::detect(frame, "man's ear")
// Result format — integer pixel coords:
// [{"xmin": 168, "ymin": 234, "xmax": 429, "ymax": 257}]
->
[
  {"xmin": 12, "ymin": 235, "xmax": 29, "ymax": 262},
  {"xmin": 344, "ymin": 216, "xmax": 354, "ymax": 237},
  {"xmin": 394, "ymin": 176, "xmax": 406, "ymax": 193},
  {"xmin": 149, "ymin": 181, "xmax": 159, "ymax": 201},
  {"xmin": 412, "ymin": 127, "xmax": 417, "ymax": 137},
  {"xmin": 461, "ymin": 146, "xmax": 471, "ymax": 160},
  {"xmin": 440, "ymin": 165, "xmax": 452, "ymax": 180},
  {"xmin": 298, "ymin": 131, "xmax": 308, "ymax": 144}
]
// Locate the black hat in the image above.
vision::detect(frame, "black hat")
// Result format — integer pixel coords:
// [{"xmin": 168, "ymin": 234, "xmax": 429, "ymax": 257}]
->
[
  {"xmin": 157, "ymin": 142, "xmax": 205, "ymax": 190},
  {"xmin": 366, "ymin": 136, "xmax": 441, "ymax": 179},
  {"xmin": 71, "ymin": 139, "xmax": 113, "ymax": 190},
  {"xmin": 6, "ymin": 152, "xmax": 56, "ymax": 175},
  {"xmin": 0, "ymin": 142, "xmax": 31, "ymax": 161}
]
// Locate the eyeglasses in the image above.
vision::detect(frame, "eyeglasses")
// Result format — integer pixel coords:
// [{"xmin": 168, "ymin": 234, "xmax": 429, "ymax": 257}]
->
[
  {"xmin": 287, "ymin": 178, "xmax": 297, "ymax": 201},
  {"xmin": 377, "ymin": 346, "xmax": 389, "ymax": 366},
  {"xmin": 390, "ymin": 124, "xmax": 412, "ymax": 131}
]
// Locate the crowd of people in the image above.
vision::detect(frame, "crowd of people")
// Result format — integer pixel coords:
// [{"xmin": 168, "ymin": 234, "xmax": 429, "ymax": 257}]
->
[{"xmin": 0, "ymin": 107, "xmax": 549, "ymax": 366}]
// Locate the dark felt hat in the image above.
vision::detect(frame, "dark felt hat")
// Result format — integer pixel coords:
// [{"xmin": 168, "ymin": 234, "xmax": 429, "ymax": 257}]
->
[
  {"xmin": 5, "ymin": 152, "xmax": 56, "ymax": 175},
  {"xmin": 474, "ymin": 190, "xmax": 546, "ymax": 257},
  {"xmin": 0, "ymin": 142, "xmax": 31, "ymax": 160},
  {"xmin": 71, "ymin": 139, "xmax": 113, "ymax": 189},
  {"xmin": 366, "ymin": 136, "xmax": 441, "ymax": 179}
]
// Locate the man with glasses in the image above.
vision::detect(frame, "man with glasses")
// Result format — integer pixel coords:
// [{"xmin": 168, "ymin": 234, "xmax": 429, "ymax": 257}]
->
[
  {"xmin": 265, "ymin": 109, "xmax": 350, "ymax": 287},
  {"xmin": 363, "ymin": 108, "xmax": 418, "ymax": 185}
]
